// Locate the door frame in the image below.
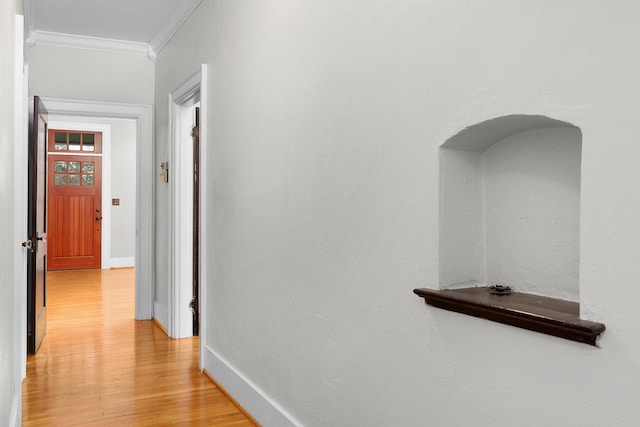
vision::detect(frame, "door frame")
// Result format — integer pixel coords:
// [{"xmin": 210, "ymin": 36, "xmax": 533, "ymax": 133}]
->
[
  {"xmin": 15, "ymin": 15, "xmax": 28, "ymax": 385},
  {"xmin": 48, "ymin": 121, "xmax": 111, "ymax": 269},
  {"xmin": 41, "ymin": 98, "xmax": 154, "ymax": 320},
  {"xmin": 168, "ymin": 65, "xmax": 208, "ymax": 348}
]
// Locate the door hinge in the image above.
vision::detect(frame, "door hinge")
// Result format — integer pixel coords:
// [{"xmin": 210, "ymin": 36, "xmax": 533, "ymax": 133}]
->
[{"xmin": 189, "ymin": 297, "xmax": 198, "ymax": 314}]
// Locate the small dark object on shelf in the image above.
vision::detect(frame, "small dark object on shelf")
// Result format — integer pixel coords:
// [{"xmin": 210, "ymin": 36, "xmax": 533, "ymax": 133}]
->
[{"xmin": 488, "ymin": 285, "xmax": 512, "ymax": 295}]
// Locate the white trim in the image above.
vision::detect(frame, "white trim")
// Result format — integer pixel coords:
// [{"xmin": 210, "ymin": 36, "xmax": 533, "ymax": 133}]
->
[
  {"xmin": 153, "ymin": 301, "xmax": 169, "ymax": 332},
  {"xmin": 202, "ymin": 344, "xmax": 301, "ymax": 427},
  {"xmin": 48, "ymin": 120, "xmax": 112, "ymax": 270},
  {"xmin": 168, "ymin": 66, "xmax": 204, "ymax": 339},
  {"xmin": 110, "ymin": 257, "xmax": 135, "ymax": 268},
  {"xmin": 41, "ymin": 98, "xmax": 154, "ymax": 320},
  {"xmin": 149, "ymin": 0, "xmax": 202, "ymax": 57},
  {"xmin": 9, "ymin": 393, "xmax": 20, "ymax": 427},
  {"xmin": 198, "ymin": 65, "xmax": 208, "ymax": 369},
  {"xmin": 18, "ymin": 64, "xmax": 28, "ymax": 382},
  {"xmin": 26, "ymin": 30, "xmax": 149, "ymax": 57},
  {"xmin": 14, "ymin": 13, "xmax": 28, "ymax": 408},
  {"xmin": 171, "ymin": 67, "xmax": 203, "ymax": 104}
]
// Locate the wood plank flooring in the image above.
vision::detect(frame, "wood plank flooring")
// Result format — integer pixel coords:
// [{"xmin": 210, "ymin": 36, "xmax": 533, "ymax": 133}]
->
[{"xmin": 22, "ymin": 268, "xmax": 257, "ymax": 426}]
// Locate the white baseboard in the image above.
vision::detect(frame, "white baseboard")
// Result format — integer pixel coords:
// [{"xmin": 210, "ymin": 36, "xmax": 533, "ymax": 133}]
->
[
  {"xmin": 10, "ymin": 392, "xmax": 20, "ymax": 427},
  {"xmin": 153, "ymin": 301, "xmax": 168, "ymax": 331},
  {"xmin": 110, "ymin": 257, "xmax": 135, "ymax": 268},
  {"xmin": 202, "ymin": 344, "xmax": 301, "ymax": 427}
]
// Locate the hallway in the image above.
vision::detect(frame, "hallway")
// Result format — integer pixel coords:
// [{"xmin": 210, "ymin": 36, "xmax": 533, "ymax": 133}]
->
[{"xmin": 22, "ymin": 268, "xmax": 256, "ymax": 426}]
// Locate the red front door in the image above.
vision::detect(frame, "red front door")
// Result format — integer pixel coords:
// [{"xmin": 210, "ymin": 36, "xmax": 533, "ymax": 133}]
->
[{"xmin": 46, "ymin": 129, "xmax": 103, "ymax": 270}]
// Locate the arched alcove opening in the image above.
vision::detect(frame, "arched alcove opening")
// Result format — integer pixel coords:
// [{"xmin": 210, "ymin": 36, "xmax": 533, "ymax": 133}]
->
[{"xmin": 439, "ymin": 115, "xmax": 582, "ymax": 301}]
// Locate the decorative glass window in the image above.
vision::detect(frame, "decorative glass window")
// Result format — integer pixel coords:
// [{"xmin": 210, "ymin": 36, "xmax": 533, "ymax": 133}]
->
[
  {"xmin": 52, "ymin": 160, "xmax": 95, "ymax": 187},
  {"xmin": 48, "ymin": 130, "xmax": 102, "ymax": 153}
]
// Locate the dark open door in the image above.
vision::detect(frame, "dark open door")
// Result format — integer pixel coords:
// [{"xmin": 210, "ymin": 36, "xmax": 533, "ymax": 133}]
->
[
  {"xmin": 27, "ymin": 96, "xmax": 48, "ymax": 354},
  {"xmin": 191, "ymin": 107, "xmax": 200, "ymax": 336}
]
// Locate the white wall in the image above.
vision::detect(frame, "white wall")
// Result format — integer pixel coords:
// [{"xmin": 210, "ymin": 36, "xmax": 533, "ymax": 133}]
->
[
  {"xmin": 484, "ymin": 127, "xmax": 581, "ymax": 300},
  {"xmin": 0, "ymin": 1, "xmax": 20, "ymax": 425},
  {"xmin": 439, "ymin": 148, "xmax": 483, "ymax": 288},
  {"xmin": 155, "ymin": 1, "xmax": 640, "ymax": 426},
  {"xmin": 108, "ymin": 119, "xmax": 137, "ymax": 263},
  {"xmin": 28, "ymin": 44, "xmax": 154, "ymax": 105},
  {"xmin": 51, "ymin": 115, "xmax": 137, "ymax": 265}
]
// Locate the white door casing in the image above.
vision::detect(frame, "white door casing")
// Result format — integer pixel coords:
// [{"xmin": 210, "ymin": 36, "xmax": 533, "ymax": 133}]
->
[
  {"xmin": 41, "ymin": 98, "xmax": 154, "ymax": 320},
  {"xmin": 168, "ymin": 65, "xmax": 208, "ymax": 346}
]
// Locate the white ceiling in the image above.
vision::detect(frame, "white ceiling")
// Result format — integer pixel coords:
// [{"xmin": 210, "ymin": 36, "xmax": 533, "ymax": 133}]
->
[{"xmin": 24, "ymin": 0, "xmax": 202, "ymax": 59}]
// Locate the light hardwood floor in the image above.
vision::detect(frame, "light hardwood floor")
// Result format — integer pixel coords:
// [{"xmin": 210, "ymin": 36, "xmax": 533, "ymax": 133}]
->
[{"xmin": 22, "ymin": 268, "xmax": 257, "ymax": 426}]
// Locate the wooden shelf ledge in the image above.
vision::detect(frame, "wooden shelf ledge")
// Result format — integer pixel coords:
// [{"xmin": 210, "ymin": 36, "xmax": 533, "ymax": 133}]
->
[{"xmin": 413, "ymin": 287, "xmax": 605, "ymax": 346}]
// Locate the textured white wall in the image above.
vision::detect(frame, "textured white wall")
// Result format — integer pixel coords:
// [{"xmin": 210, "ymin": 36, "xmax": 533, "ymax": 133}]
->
[
  {"xmin": 109, "ymin": 119, "xmax": 137, "ymax": 260},
  {"xmin": 28, "ymin": 44, "xmax": 154, "ymax": 105},
  {"xmin": 0, "ymin": 1, "xmax": 18, "ymax": 424},
  {"xmin": 155, "ymin": 1, "xmax": 640, "ymax": 426},
  {"xmin": 484, "ymin": 127, "xmax": 581, "ymax": 300},
  {"xmin": 439, "ymin": 148, "xmax": 483, "ymax": 288}
]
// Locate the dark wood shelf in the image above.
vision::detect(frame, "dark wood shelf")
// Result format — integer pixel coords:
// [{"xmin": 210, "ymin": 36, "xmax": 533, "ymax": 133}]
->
[{"xmin": 413, "ymin": 287, "xmax": 605, "ymax": 346}]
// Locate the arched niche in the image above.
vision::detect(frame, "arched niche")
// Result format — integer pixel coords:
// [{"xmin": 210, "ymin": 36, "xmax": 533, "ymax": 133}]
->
[{"xmin": 439, "ymin": 115, "xmax": 582, "ymax": 302}]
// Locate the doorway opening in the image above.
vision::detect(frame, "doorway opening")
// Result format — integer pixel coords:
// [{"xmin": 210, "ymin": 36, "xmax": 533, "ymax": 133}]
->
[
  {"xmin": 41, "ymin": 98, "xmax": 154, "ymax": 321},
  {"xmin": 170, "ymin": 99, "xmax": 199, "ymax": 338},
  {"xmin": 47, "ymin": 118, "xmax": 137, "ymax": 271},
  {"xmin": 168, "ymin": 65, "xmax": 208, "ymax": 345}
]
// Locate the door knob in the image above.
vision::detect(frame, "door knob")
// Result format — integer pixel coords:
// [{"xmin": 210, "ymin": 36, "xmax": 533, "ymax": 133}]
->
[{"xmin": 96, "ymin": 216, "xmax": 103, "ymax": 221}]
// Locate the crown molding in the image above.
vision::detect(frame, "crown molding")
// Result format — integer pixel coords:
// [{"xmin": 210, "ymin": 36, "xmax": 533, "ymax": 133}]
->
[
  {"xmin": 22, "ymin": 0, "xmax": 202, "ymax": 61},
  {"xmin": 149, "ymin": 0, "xmax": 202, "ymax": 56},
  {"xmin": 25, "ymin": 31, "xmax": 149, "ymax": 57}
]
